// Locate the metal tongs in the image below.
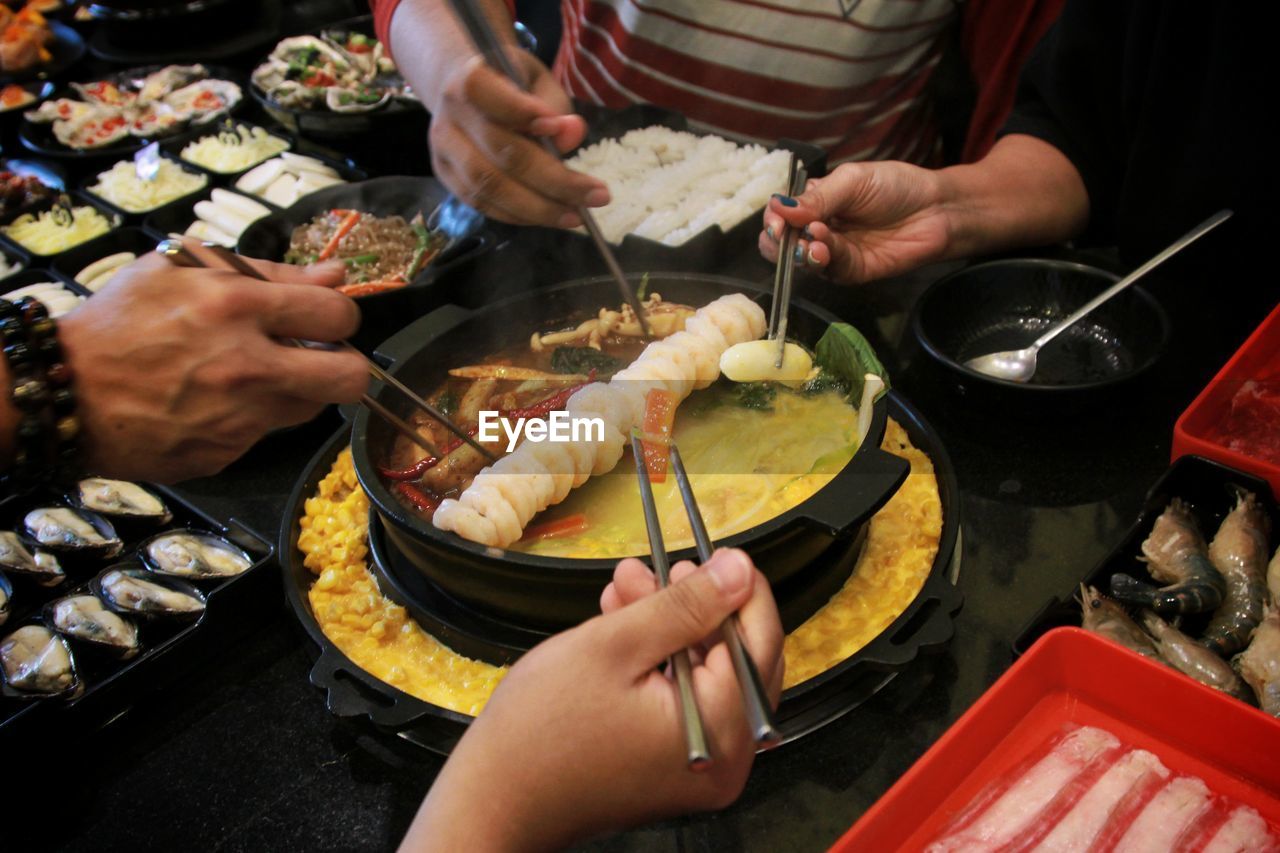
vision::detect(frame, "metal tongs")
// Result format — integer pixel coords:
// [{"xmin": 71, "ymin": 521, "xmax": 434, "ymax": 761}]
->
[
  {"xmin": 443, "ymin": 0, "xmax": 651, "ymax": 337},
  {"xmin": 767, "ymin": 155, "xmax": 808, "ymax": 368},
  {"xmin": 631, "ymin": 434, "xmax": 782, "ymax": 767},
  {"xmin": 154, "ymin": 239, "xmax": 496, "ymax": 464}
]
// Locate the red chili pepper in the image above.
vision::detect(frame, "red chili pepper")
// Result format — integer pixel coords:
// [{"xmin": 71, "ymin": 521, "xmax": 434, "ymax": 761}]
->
[
  {"xmin": 500, "ymin": 382, "xmax": 588, "ymax": 421},
  {"xmin": 378, "ymin": 427, "xmax": 482, "ymax": 480},
  {"xmin": 394, "ymin": 482, "xmax": 440, "ymax": 514},
  {"xmin": 522, "ymin": 513, "xmax": 589, "ymax": 541}
]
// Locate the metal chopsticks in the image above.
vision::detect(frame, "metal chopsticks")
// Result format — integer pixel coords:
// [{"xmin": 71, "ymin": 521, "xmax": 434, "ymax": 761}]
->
[
  {"xmin": 767, "ymin": 155, "xmax": 807, "ymax": 369},
  {"xmin": 443, "ymin": 0, "xmax": 651, "ymax": 337},
  {"xmin": 631, "ymin": 434, "xmax": 711, "ymax": 769},
  {"xmin": 668, "ymin": 444, "xmax": 783, "ymax": 747},
  {"xmin": 154, "ymin": 239, "xmax": 495, "ymax": 463}
]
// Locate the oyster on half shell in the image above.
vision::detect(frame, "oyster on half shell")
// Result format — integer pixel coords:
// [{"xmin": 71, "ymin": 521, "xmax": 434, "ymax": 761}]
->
[
  {"xmin": 0, "ymin": 624, "xmax": 80, "ymax": 696},
  {"xmin": 0, "ymin": 531, "xmax": 64, "ymax": 587}
]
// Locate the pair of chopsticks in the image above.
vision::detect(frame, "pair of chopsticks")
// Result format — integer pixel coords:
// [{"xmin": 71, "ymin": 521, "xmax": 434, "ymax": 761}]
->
[
  {"xmin": 767, "ymin": 155, "xmax": 808, "ymax": 368},
  {"xmin": 443, "ymin": 0, "xmax": 650, "ymax": 338},
  {"xmin": 630, "ymin": 435, "xmax": 782, "ymax": 766},
  {"xmin": 154, "ymin": 238, "xmax": 495, "ymax": 464}
]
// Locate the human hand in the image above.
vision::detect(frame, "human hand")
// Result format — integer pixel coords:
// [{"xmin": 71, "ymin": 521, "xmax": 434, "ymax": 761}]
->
[
  {"xmin": 760, "ymin": 160, "xmax": 950, "ymax": 284},
  {"xmin": 58, "ymin": 248, "xmax": 368, "ymax": 482},
  {"xmin": 428, "ymin": 48, "xmax": 609, "ymax": 228},
  {"xmin": 404, "ymin": 549, "xmax": 783, "ymax": 852}
]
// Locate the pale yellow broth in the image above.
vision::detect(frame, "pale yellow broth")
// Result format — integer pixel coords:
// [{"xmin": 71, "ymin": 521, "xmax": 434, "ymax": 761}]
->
[{"xmin": 513, "ymin": 386, "xmax": 858, "ymax": 559}]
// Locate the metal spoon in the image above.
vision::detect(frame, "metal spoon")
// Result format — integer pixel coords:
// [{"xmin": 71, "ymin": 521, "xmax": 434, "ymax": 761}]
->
[
  {"xmin": 964, "ymin": 209, "xmax": 1233, "ymax": 383},
  {"xmin": 134, "ymin": 142, "xmax": 162, "ymax": 183}
]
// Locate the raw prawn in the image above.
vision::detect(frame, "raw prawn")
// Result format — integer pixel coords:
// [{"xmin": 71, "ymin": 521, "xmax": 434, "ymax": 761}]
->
[
  {"xmin": 1111, "ymin": 499, "xmax": 1226, "ymax": 615},
  {"xmin": 1269, "ymin": 544, "xmax": 1280, "ymax": 602},
  {"xmin": 1078, "ymin": 584, "xmax": 1160, "ymax": 660},
  {"xmin": 1234, "ymin": 607, "xmax": 1280, "ymax": 716},
  {"xmin": 1141, "ymin": 610, "xmax": 1255, "ymax": 703},
  {"xmin": 1202, "ymin": 489, "xmax": 1272, "ymax": 656}
]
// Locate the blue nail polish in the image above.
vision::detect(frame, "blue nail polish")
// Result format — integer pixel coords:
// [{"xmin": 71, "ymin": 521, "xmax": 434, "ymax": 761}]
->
[
  {"xmin": 793, "ymin": 244, "xmax": 805, "ymax": 264},
  {"xmin": 766, "ymin": 225, "xmax": 777, "ymax": 241},
  {"xmin": 773, "ymin": 194, "xmax": 798, "ymax": 208}
]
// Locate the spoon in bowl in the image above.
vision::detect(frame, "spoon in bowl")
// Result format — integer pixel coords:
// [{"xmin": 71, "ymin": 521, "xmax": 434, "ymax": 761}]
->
[{"xmin": 964, "ymin": 209, "xmax": 1233, "ymax": 383}]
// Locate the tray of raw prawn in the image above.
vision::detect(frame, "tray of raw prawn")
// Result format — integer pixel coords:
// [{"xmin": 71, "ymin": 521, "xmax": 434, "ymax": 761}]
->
[
  {"xmin": 1014, "ymin": 455, "xmax": 1280, "ymax": 716},
  {"xmin": 834, "ymin": 627, "xmax": 1280, "ymax": 852}
]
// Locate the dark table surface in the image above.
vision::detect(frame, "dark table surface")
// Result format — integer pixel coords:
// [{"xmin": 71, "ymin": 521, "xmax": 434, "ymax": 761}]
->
[
  {"xmin": 5, "ymin": 3, "xmax": 1275, "ymax": 851},
  {"xmin": 16, "ymin": 233, "xmax": 1267, "ymax": 851}
]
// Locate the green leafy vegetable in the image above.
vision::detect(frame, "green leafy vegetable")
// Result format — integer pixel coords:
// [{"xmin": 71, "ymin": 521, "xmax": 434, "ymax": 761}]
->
[
  {"xmin": 801, "ymin": 371, "xmax": 850, "ymax": 398},
  {"xmin": 731, "ymin": 382, "xmax": 777, "ymax": 410},
  {"xmin": 434, "ymin": 389, "xmax": 458, "ymax": 417},
  {"xmin": 550, "ymin": 346, "xmax": 623, "ymax": 376},
  {"xmin": 813, "ymin": 323, "xmax": 889, "ymax": 402}
]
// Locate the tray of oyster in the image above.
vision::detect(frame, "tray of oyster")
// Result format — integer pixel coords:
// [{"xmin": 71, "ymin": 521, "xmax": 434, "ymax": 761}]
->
[{"xmin": 0, "ymin": 476, "xmax": 273, "ymax": 737}]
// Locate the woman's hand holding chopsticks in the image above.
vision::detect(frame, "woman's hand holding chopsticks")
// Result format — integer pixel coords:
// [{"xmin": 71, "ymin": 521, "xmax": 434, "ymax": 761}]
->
[{"xmin": 401, "ymin": 548, "xmax": 783, "ymax": 852}]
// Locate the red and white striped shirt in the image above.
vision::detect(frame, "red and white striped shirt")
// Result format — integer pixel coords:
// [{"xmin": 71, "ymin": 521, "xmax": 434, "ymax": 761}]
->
[{"xmin": 374, "ymin": 0, "xmax": 957, "ymax": 164}]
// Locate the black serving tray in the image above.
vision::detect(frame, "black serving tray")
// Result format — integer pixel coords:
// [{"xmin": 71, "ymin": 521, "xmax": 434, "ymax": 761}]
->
[
  {"xmin": 235, "ymin": 176, "xmax": 494, "ymax": 353},
  {"xmin": 250, "ymin": 15, "xmax": 427, "ymax": 141},
  {"xmin": 18, "ymin": 64, "xmax": 247, "ymax": 163},
  {"xmin": 0, "ymin": 190, "xmax": 124, "ymax": 264},
  {"xmin": 279, "ymin": 387, "xmax": 962, "ymax": 753},
  {"xmin": 162, "ymin": 120, "xmax": 293, "ymax": 183},
  {"xmin": 78, "ymin": 154, "xmax": 211, "ymax": 224},
  {"xmin": 1012, "ymin": 455, "xmax": 1280, "ymax": 657},
  {"xmin": 0, "ymin": 21, "xmax": 86, "ymax": 86},
  {"xmin": 510, "ymin": 102, "xmax": 828, "ymax": 277},
  {"xmin": 0, "ymin": 267, "xmax": 89, "ymax": 311},
  {"xmin": 48, "ymin": 226, "xmax": 155, "ymax": 290},
  {"xmin": 0, "ymin": 482, "xmax": 276, "ymax": 744}
]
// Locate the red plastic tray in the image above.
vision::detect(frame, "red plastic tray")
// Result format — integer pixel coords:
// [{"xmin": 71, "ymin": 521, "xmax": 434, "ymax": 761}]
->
[
  {"xmin": 1172, "ymin": 300, "xmax": 1280, "ymax": 497},
  {"xmin": 831, "ymin": 628, "xmax": 1280, "ymax": 852}
]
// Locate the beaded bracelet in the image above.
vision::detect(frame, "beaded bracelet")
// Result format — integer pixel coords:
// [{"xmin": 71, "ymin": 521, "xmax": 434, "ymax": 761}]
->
[{"xmin": 0, "ymin": 296, "xmax": 82, "ymax": 490}]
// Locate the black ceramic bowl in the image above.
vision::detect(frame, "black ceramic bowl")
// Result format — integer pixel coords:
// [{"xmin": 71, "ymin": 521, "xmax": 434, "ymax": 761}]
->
[
  {"xmin": 350, "ymin": 274, "xmax": 911, "ymax": 631},
  {"xmin": 236, "ymin": 176, "xmax": 491, "ymax": 351},
  {"xmin": 913, "ymin": 258, "xmax": 1170, "ymax": 398}
]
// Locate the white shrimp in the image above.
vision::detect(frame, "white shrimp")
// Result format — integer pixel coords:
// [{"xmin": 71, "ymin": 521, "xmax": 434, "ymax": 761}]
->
[
  {"xmin": 725, "ymin": 293, "xmax": 767, "ymax": 339},
  {"xmin": 472, "ymin": 470, "xmax": 538, "ymax": 522},
  {"xmin": 701, "ymin": 301, "xmax": 752, "ymax": 344},
  {"xmin": 566, "ymin": 382, "xmax": 634, "ymax": 432},
  {"xmin": 579, "ymin": 426, "xmax": 626, "ymax": 475},
  {"xmin": 684, "ymin": 314, "xmax": 728, "ymax": 350},
  {"xmin": 524, "ymin": 441, "xmax": 578, "ymax": 501},
  {"xmin": 559, "ymin": 438, "xmax": 596, "ymax": 486},
  {"xmin": 433, "ymin": 499, "xmax": 499, "ymax": 546},
  {"xmin": 638, "ymin": 340, "xmax": 698, "ymax": 384},
  {"xmin": 665, "ymin": 330, "xmax": 721, "ymax": 388},
  {"xmin": 460, "ymin": 484, "xmax": 524, "ymax": 545},
  {"xmin": 491, "ymin": 454, "xmax": 557, "ymax": 512}
]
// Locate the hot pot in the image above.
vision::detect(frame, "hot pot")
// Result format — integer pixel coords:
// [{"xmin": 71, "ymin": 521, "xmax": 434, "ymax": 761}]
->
[{"xmin": 350, "ymin": 274, "xmax": 910, "ymax": 631}]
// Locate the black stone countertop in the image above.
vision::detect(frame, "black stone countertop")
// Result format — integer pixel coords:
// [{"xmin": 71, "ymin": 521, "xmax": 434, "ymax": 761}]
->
[
  {"xmin": 6, "ymin": 3, "xmax": 1275, "ymax": 849},
  {"xmin": 15, "ymin": 234, "xmax": 1267, "ymax": 851}
]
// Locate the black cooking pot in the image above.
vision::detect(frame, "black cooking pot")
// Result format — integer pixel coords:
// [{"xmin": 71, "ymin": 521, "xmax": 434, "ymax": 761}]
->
[{"xmin": 350, "ymin": 274, "xmax": 910, "ymax": 631}]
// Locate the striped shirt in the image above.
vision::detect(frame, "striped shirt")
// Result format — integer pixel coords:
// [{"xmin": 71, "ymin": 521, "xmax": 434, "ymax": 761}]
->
[{"xmin": 375, "ymin": 0, "xmax": 957, "ymax": 164}]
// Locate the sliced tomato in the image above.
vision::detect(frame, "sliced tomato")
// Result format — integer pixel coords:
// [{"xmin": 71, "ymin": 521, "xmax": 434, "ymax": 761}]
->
[
  {"xmin": 640, "ymin": 388, "xmax": 677, "ymax": 483},
  {"xmin": 522, "ymin": 513, "xmax": 589, "ymax": 541}
]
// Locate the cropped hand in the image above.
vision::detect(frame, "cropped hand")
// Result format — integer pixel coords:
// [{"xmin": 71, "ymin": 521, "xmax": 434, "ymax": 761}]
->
[
  {"xmin": 428, "ymin": 49, "xmax": 609, "ymax": 228},
  {"xmin": 58, "ymin": 249, "xmax": 369, "ymax": 482},
  {"xmin": 760, "ymin": 160, "xmax": 950, "ymax": 284},
  {"xmin": 404, "ymin": 548, "xmax": 784, "ymax": 851}
]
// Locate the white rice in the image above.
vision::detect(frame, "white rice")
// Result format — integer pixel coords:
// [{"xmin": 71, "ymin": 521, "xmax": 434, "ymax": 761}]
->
[{"xmin": 564, "ymin": 126, "xmax": 792, "ymax": 246}]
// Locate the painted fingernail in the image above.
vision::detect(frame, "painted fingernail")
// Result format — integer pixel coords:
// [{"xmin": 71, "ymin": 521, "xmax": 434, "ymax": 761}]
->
[
  {"xmin": 802, "ymin": 226, "xmax": 816, "ymax": 241},
  {"xmin": 585, "ymin": 187, "xmax": 611, "ymax": 207},
  {"xmin": 772, "ymin": 194, "xmax": 798, "ymax": 208},
  {"xmin": 766, "ymin": 225, "xmax": 777, "ymax": 242},
  {"xmin": 806, "ymin": 246, "xmax": 823, "ymax": 267},
  {"xmin": 707, "ymin": 549, "xmax": 751, "ymax": 595},
  {"xmin": 557, "ymin": 211, "xmax": 582, "ymax": 228},
  {"xmin": 793, "ymin": 244, "xmax": 805, "ymax": 265}
]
